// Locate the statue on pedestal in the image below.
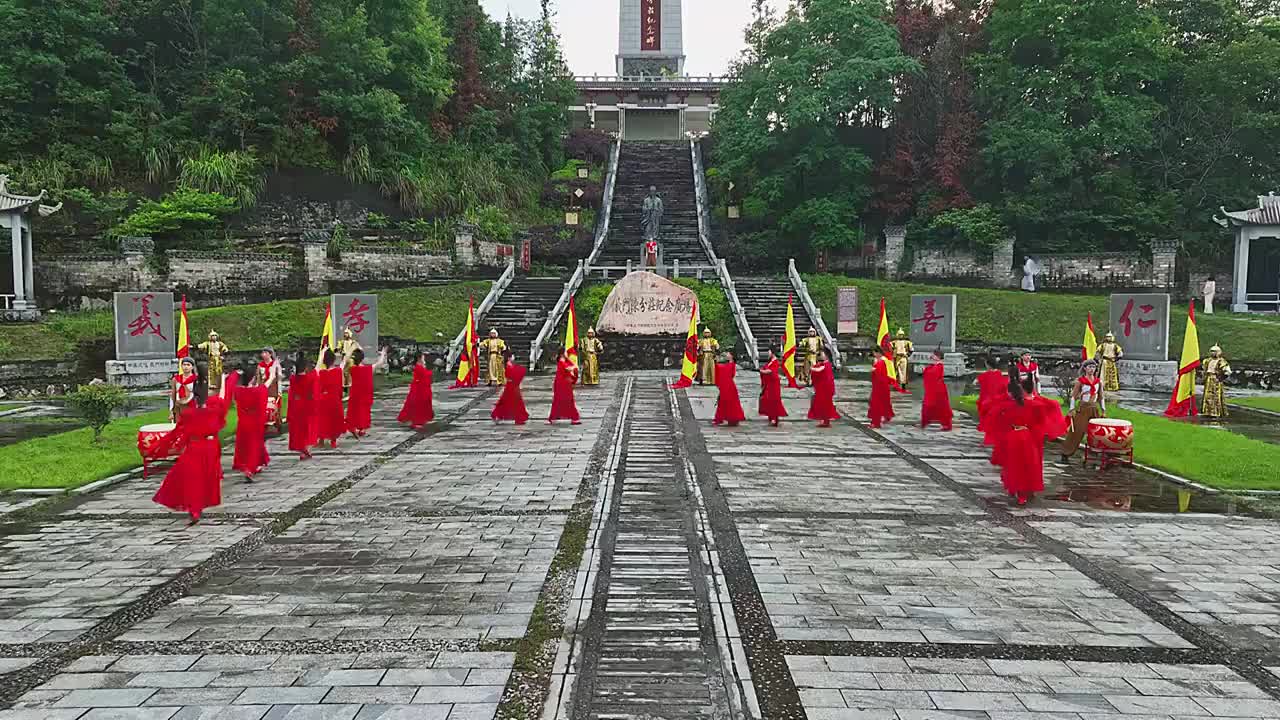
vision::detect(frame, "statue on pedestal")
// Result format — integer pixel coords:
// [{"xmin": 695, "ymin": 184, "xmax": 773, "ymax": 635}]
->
[{"xmin": 641, "ymin": 186, "xmax": 664, "ymax": 243}]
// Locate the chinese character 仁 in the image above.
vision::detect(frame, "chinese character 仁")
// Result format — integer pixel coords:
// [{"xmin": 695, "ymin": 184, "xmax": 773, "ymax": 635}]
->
[{"xmin": 1119, "ymin": 299, "xmax": 1159, "ymax": 337}]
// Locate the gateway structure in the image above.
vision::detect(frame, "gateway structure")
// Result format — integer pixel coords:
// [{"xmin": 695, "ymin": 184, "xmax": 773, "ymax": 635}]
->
[{"xmin": 571, "ymin": 0, "xmax": 725, "ymax": 140}]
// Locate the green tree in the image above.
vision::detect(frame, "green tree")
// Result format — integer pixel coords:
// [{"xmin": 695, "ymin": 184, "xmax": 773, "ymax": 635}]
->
[
  {"xmin": 975, "ymin": 0, "xmax": 1176, "ymax": 250},
  {"xmin": 714, "ymin": 0, "xmax": 920, "ymax": 254}
]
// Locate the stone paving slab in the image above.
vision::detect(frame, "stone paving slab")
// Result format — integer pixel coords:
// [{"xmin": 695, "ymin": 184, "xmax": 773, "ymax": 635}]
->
[
  {"xmin": 4, "ymin": 651, "xmax": 511, "ymax": 719},
  {"xmin": 0, "ymin": 519, "xmax": 261, "ymax": 644},
  {"xmin": 120, "ymin": 515, "xmax": 563, "ymax": 644},
  {"xmin": 1035, "ymin": 519, "xmax": 1280, "ymax": 653},
  {"xmin": 786, "ymin": 655, "xmax": 1279, "ymax": 717},
  {"xmin": 713, "ymin": 455, "xmax": 979, "ymax": 517},
  {"xmin": 327, "ymin": 453, "xmax": 587, "ymax": 516},
  {"xmin": 742, "ymin": 518, "xmax": 1191, "ymax": 648}
]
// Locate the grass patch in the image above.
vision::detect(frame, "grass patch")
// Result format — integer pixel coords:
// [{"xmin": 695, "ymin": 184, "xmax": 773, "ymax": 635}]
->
[
  {"xmin": 0, "ymin": 404, "xmax": 23, "ymax": 412},
  {"xmin": 0, "ymin": 282, "xmax": 491, "ymax": 362},
  {"xmin": 953, "ymin": 395, "xmax": 1280, "ymax": 491},
  {"xmin": 1231, "ymin": 396, "xmax": 1280, "ymax": 414},
  {"xmin": 0, "ymin": 408, "xmax": 240, "ymax": 491},
  {"xmin": 803, "ymin": 276, "xmax": 1280, "ymax": 363}
]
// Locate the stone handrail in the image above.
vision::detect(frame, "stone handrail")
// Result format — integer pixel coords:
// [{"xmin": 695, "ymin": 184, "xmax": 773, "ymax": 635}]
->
[
  {"xmin": 585, "ymin": 138, "xmax": 623, "ymax": 269},
  {"xmin": 446, "ymin": 259, "xmax": 515, "ymax": 371},
  {"xmin": 788, "ymin": 259, "xmax": 842, "ymax": 369},
  {"xmin": 690, "ymin": 138, "xmax": 758, "ymax": 368},
  {"xmin": 530, "ymin": 260, "xmax": 586, "ymax": 370}
]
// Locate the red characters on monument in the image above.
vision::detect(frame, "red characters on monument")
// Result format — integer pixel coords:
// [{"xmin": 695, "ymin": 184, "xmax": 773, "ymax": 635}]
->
[
  {"xmin": 641, "ymin": 0, "xmax": 661, "ymax": 50},
  {"xmin": 1119, "ymin": 298, "xmax": 1158, "ymax": 337},
  {"xmin": 341, "ymin": 298, "xmax": 372, "ymax": 335},
  {"xmin": 912, "ymin": 299, "xmax": 945, "ymax": 334},
  {"xmin": 128, "ymin": 293, "xmax": 168, "ymax": 340}
]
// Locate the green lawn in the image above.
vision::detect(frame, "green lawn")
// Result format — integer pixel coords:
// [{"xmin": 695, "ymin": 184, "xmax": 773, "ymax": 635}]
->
[
  {"xmin": 953, "ymin": 395, "xmax": 1280, "ymax": 491},
  {"xmin": 803, "ymin": 276, "xmax": 1280, "ymax": 363},
  {"xmin": 0, "ymin": 408, "xmax": 240, "ymax": 491},
  {"xmin": 0, "ymin": 282, "xmax": 491, "ymax": 361},
  {"xmin": 1230, "ymin": 396, "xmax": 1280, "ymax": 414},
  {"xmin": 0, "ymin": 404, "xmax": 22, "ymax": 413}
]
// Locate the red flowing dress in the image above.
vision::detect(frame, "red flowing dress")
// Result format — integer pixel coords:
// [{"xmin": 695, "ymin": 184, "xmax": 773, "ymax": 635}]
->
[
  {"xmin": 316, "ymin": 366, "xmax": 347, "ymax": 445},
  {"xmin": 491, "ymin": 361, "xmax": 529, "ymax": 424},
  {"xmin": 920, "ymin": 362, "xmax": 954, "ymax": 430},
  {"xmin": 713, "ymin": 362, "xmax": 746, "ymax": 426},
  {"xmin": 287, "ymin": 371, "xmax": 314, "ymax": 453},
  {"xmin": 867, "ymin": 357, "xmax": 895, "ymax": 428},
  {"xmin": 153, "ymin": 397, "xmax": 227, "ymax": 520},
  {"xmin": 975, "ymin": 368, "xmax": 1008, "ymax": 432},
  {"xmin": 346, "ymin": 364, "xmax": 375, "ymax": 434},
  {"xmin": 807, "ymin": 361, "xmax": 839, "ymax": 424},
  {"xmin": 548, "ymin": 359, "xmax": 581, "ymax": 423},
  {"xmin": 758, "ymin": 358, "xmax": 787, "ymax": 424},
  {"xmin": 232, "ymin": 383, "xmax": 270, "ymax": 475},
  {"xmin": 397, "ymin": 362, "xmax": 435, "ymax": 429},
  {"xmin": 991, "ymin": 397, "xmax": 1069, "ymax": 498}
]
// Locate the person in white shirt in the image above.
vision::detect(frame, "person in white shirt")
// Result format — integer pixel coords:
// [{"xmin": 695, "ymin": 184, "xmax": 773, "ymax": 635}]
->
[{"xmin": 1202, "ymin": 276, "xmax": 1216, "ymax": 315}]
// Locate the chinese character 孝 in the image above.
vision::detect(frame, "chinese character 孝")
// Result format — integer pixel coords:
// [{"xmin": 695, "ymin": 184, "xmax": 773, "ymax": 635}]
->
[
  {"xmin": 127, "ymin": 294, "xmax": 168, "ymax": 340},
  {"xmin": 1119, "ymin": 299, "xmax": 1159, "ymax": 337},
  {"xmin": 912, "ymin": 299, "xmax": 945, "ymax": 334},
  {"xmin": 342, "ymin": 298, "xmax": 372, "ymax": 334}
]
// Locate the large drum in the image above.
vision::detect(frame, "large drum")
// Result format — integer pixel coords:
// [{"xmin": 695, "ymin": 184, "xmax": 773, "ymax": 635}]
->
[
  {"xmin": 138, "ymin": 423, "xmax": 181, "ymax": 478},
  {"xmin": 1085, "ymin": 418, "xmax": 1135, "ymax": 468}
]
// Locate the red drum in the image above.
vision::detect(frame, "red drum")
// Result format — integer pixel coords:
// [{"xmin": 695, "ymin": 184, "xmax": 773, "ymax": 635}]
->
[
  {"xmin": 1085, "ymin": 418, "xmax": 1134, "ymax": 468},
  {"xmin": 138, "ymin": 423, "xmax": 181, "ymax": 478}
]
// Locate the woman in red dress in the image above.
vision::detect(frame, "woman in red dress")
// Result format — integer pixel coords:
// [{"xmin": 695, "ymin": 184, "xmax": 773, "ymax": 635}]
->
[
  {"xmin": 867, "ymin": 346, "xmax": 895, "ymax": 429},
  {"xmin": 807, "ymin": 348, "xmax": 840, "ymax": 427},
  {"xmin": 345, "ymin": 347, "xmax": 388, "ymax": 438},
  {"xmin": 548, "ymin": 347, "xmax": 582, "ymax": 424},
  {"xmin": 758, "ymin": 347, "xmax": 787, "ymax": 427},
  {"xmin": 397, "ymin": 351, "xmax": 436, "ymax": 430},
  {"xmin": 153, "ymin": 376, "xmax": 227, "ymax": 525},
  {"xmin": 991, "ymin": 369, "xmax": 1069, "ymax": 506},
  {"xmin": 975, "ymin": 357, "xmax": 1008, "ymax": 432},
  {"xmin": 231, "ymin": 366, "xmax": 270, "ymax": 480},
  {"xmin": 316, "ymin": 349, "xmax": 347, "ymax": 448},
  {"xmin": 288, "ymin": 354, "xmax": 316, "ymax": 460},
  {"xmin": 491, "ymin": 350, "xmax": 529, "ymax": 424},
  {"xmin": 713, "ymin": 352, "xmax": 747, "ymax": 426},
  {"xmin": 170, "ymin": 357, "xmax": 198, "ymax": 422},
  {"xmin": 920, "ymin": 349, "xmax": 954, "ymax": 431}
]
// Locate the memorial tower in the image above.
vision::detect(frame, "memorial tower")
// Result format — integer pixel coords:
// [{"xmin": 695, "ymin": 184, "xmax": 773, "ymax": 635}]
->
[{"xmin": 616, "ymin": 0, "xmax": 685, "ymax": 77}]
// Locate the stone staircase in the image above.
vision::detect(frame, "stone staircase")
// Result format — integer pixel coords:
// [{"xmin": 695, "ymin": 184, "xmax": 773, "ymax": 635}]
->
[
  {"xmin": 597, "ymin": 141, "xmax": 710, "ymax": 267},
  {"xmin": 737, "ymin": 277, "xmax": 821, "ymax": 354},
  {"xmin": 477, "ymin": 277, "xmax": 564, "ymax": 372}
]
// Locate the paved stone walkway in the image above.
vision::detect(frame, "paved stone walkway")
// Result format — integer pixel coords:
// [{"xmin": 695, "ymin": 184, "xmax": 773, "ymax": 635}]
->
[{"xmin": 1, "ymin": 372, "xmax": 1279, "ymax": 720}]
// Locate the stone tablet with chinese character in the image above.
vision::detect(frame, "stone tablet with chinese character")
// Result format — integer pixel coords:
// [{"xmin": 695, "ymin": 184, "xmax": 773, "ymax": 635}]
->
[
  {"xmin": 837, "ymin": 287, "xmax": 859, "ymax": 335},
  {"xmin": 909, "ymin": 294, "xmax": 956, "ymax": 352},
  {"xmin": 596, "ymin": 272, "xmax": 698, "ymax": 335},
  {"xmin": 331, "ymin": 294, "xmax": 380, "ymax": 350},
  {"xmin": 1109, "ymin": 293, "xmax": 1170, "ymax": 361},
  {"xmin": 114, "ymin": 292, "xmax": 175, "ymax": 360}
]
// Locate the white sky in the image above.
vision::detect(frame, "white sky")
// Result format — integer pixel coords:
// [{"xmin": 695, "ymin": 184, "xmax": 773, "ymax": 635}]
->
[{"xmin": 478, "ymin": 0, "xmax": 770, "ymax": 76}]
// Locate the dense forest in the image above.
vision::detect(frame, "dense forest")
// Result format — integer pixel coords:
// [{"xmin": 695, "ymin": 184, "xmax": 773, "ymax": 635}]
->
[
  {"xmin": 712, "ymin": 0, "xmax": 1280, "ymax": 265},
  {"xmin": 0, "ymin": 0, "xmax": 579, "ymax": 246}
]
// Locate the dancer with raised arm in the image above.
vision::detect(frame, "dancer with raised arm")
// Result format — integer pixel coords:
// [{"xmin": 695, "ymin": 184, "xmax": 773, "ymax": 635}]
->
[
  {"xmin": 807, "ymin": 348, "xmax": 839, "ymax": 427},
  {"xmin": 153, "ymin": 372, "xmax": 227, "ymax": 525},
  {"xmin": 491, "ymin": 350, "xmax": 529, "ymax": 425},
  {"xmin": 288, "ymin": 354, "xmax": 317, "ymax": 460},
  {"xmin": 758, "ymin": 347, "xmax": 787, "ymax": 427},
  {"xmin": 398, "ymin": 351, "xmax": 436, "ymax": 430},
  {"xmin": 548, "ymin": 346, "xmax": 581, "ymax": 425},
  {"xmin": 713, "ymin": 352, "xmax": 746, "ymax": 427}
]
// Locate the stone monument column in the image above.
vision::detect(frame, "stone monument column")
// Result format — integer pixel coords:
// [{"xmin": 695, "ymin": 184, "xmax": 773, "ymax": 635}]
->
[
  {"xmin": 883, "ymin": 225, "xmax": 906, "ymax": 279},
  {"xmin": 616, "ymin": 0, "xmax": 686, "ymax": 76}
]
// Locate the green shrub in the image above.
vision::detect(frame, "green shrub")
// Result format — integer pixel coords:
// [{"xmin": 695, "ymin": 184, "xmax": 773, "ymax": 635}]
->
[
  {"xmin": 110, "ymin": 188, "xmax": 237, "ymax": 239},
  {"xmin": 925, "ymin": 204, "xmax": 1009, "ymax": 251},
  {"xmin": 366, "ymin": 212, "xmax": 391, "ymax": 229},
  {"xmin": 177, "ymin": 147, "xmax": 265, "ymax": 208},
  {"xmin": 466, "ymin": 204, "xmax": 515, "ymax": 243},
  {"xmin": 65, "ymin": 383, "xmax": 128, "ymax": 442}
]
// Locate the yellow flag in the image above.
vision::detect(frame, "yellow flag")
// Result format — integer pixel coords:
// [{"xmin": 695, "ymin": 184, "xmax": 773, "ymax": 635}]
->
[
  {"xmin": 1164, "ymin": 301, "xmax": 1200, "ymax": 417},
  {"xmin": 317, "ymin": 303, "xmax": 334, "ymax": 367},
  {"xmin": 1082, "ymin": 312, "xmax": 1098, "ymax": 361},
  {"xmin": 876, "ymin": 297, "xmax": 899, "ymax": 385},
  {"xmin": 564, "ymin": 297, "xmax": 579, "ymax": 368},
  {"xmin": 670, "ymin": 300, "xmax": 700, "ymax": 389},
  {"xmin": 452, "ymin": 299, "xmax": 478, "ymax": 388},
  {"xmin": 176, "ymin": 295, "xmax": 190, "ymax": 359},
  {"xmin": 782, "ymin": 297, "xmax": 798, "ymax": 388}
]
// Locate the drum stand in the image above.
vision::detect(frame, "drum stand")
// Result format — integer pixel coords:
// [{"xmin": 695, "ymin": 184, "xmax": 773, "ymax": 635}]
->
[{"xmin": 1083, "ymin": 445, "xmax": 1134, "ymax": 471}]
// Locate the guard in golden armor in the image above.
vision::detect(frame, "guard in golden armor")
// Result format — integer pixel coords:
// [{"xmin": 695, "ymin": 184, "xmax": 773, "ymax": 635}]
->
[
  {"xmin": 1201, "ymin": 344, "xmax": 1232, "ymax": 419},
  {"xmin": 581, "ymin": 328, "xmax": 604, "ymax": 385},
  {"xmin": 1097, "ymin": 332, "xmax": 1124, "ymax": 392},
  {"xmin": 479, "ymin": 329, "xmax": 507, "ymax": 385},
  {"xmin": 891, "ymin": 328, "xmax": 914, "ymax": 388},
  {"xmin": 198, "ymin": 330, "xmax": 230, "ymax": 394},
  {"xmin": 339, "ymin": 327, "xmax": 363, "ymax": 388},
  {"xmin": 798, "ymin": 328, "xmax": 822, "ymax": 386},
  {"xmin": 697, "ymin": 328, "xmax": 719, "ymax": 385}
]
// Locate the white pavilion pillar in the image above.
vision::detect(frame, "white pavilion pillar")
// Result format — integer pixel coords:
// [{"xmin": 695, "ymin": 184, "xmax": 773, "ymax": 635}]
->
[
  {"xmin": 1232, "ymin": 228, "xmax": 1250, "ymax": 312},
  {"xmin": 10, "ymin": 213, "xmax": 28, "ymax": 310}
]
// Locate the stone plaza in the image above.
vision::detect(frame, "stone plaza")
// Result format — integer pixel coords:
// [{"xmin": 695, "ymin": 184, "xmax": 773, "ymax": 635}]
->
[{"xmin": 1, "ymin": 373, "xmax": 1279, "ymax": 720}]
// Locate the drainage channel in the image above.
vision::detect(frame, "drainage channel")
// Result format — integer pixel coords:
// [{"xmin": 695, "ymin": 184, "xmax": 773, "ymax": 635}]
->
[{"xmin": 572, "ymin": 380, "xmax": 731, "ymax": 719}]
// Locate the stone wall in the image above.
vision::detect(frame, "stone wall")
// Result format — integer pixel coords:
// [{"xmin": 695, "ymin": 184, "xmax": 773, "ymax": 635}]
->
[
  {"xmin": 33, "ymin": 226, "xmax": 512, "ymax": 310},
  {"xmin": 903, "ymin": 243, "xmax": 1176, "ymax": 291},
  {"xmin": 596, "ymin": 334, "xmax": 689, "ymax": 370}
]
